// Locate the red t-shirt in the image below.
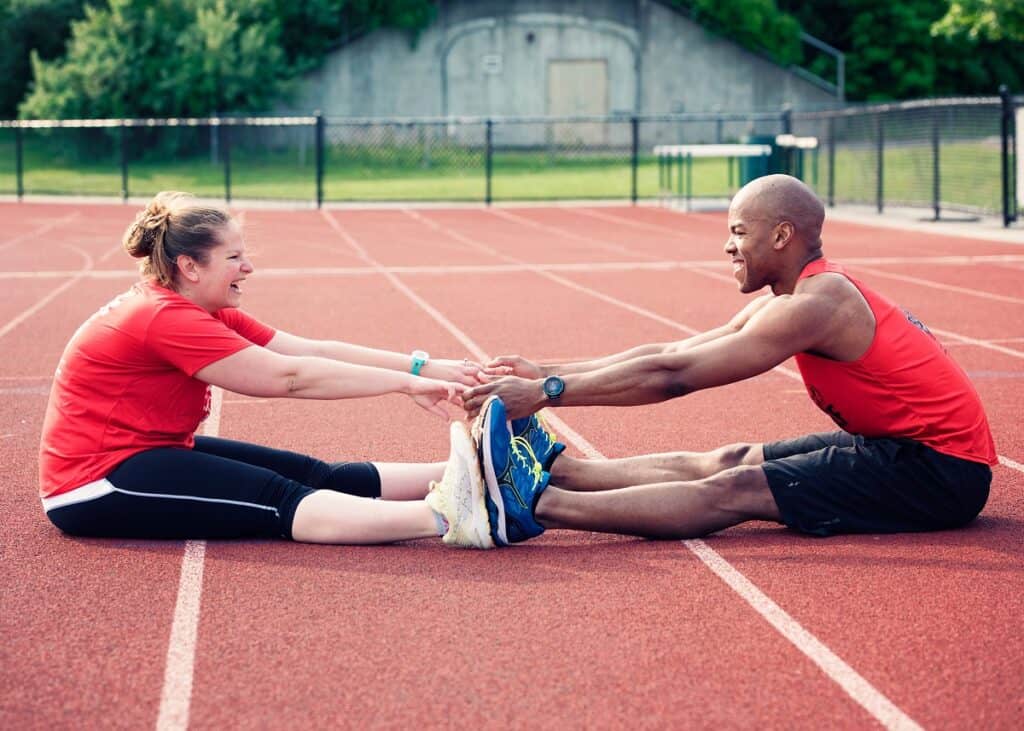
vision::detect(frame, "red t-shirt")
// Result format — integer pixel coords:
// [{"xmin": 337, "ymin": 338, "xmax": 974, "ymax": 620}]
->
[
  {"xmin": 794, "ymin": 259, "xmax": 996, "ymax": 466},
  {"xmin": 39, "ymin": 281, "xmax": 276, "ymax": 497}
]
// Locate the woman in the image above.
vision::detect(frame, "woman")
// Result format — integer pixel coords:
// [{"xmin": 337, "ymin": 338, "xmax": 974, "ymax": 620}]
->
[{"xmin": 39, "ymin": 192, "xmax": 493, "ymax": 549}]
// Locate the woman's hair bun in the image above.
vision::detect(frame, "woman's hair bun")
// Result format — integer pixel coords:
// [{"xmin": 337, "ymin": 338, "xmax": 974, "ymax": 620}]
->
[{"xmin": 122, "ymin": 193, "xmax": 186, "ymax": 258}]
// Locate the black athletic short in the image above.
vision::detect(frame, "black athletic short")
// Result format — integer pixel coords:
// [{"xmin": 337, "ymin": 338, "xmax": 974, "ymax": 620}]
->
[
  {"xmin": 761, "ymin": 431, "xmax": 991, "ymax": 537},
  {"xmin": 44, "ymin": 436, "xmax": 381, "ymax": 540}
]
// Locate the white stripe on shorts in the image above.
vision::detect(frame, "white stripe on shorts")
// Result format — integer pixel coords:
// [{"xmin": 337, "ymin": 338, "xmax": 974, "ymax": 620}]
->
[
  {"xmin": 42, "ymin": 477, "xmax": 280, "ymax": 518},
  {"xmin": 42, "ymin": 478, "xmax": 116, "ymax": 511}
]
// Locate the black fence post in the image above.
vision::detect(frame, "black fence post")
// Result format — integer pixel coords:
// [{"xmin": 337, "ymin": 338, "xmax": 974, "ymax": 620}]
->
[
  {"xmin": 630, "ymin": 116, "xmax": 639, "ymax": 204},
  {"xmin": 781, "ymin": 106, "xmax": 793, "ymax": 134},
  {"xmin": 686, "ymin": 151, "xmax": 693, "ymax": 211},
  {"xmin": 932, "ymin": 113, "xmax": 940, "ymax": 221},
  {"xmin": 1000, "ymin": 85, "xmax": 1014, "ymax": 227},
  {"xmin": 827, "ymin": 117, "xmax": 835, "ymax": 207},
  {"xmin": 315, "ymin": 112, "xmax": 324, "ymax": 209},
  {"xmin": 221, "ymin": 122, "xmax": 232, "ymax": 204},
  {"xmin": 876, "ymin": 114, "xmax": 884, "ymax": 214},
  {"xmin": 120, "ymin": 120, "xmax": 129, "ymax": 202},
  {"xmin": 658, "ymin": 148, "xmax": 665, "ymax": 194},
  {"xmin": 15, "ymin": 125, "xmax": 24, "ymax": 201},
  {"xmin": 485, "ymin": 119, "xmax": 493, "ymax": 205}
]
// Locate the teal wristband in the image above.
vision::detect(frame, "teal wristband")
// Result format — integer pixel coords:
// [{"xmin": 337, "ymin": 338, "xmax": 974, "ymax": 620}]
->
[{"xmin": 410, "ymin": 350, "xmax": 429, "ymax": 376}]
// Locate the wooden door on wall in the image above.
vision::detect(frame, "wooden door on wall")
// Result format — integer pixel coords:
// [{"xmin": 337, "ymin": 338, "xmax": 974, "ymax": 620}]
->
[{"xmin": 547, "ymin": 59, "xmax": 608, "ymax": 146}]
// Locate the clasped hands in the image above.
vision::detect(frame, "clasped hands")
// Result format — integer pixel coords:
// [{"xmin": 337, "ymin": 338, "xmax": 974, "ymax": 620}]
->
[{"xmin": 410, "ymin": 355, "xmax": 547, "ymax": 421}]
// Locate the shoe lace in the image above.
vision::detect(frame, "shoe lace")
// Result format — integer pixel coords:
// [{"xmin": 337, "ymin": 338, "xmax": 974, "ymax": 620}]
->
[
  {"xmin": 511, "ymin": 436, "xmax": 544, "ymax": 484},
  {"xmin": 534, "ymin": 413, "xmax": 555, "ymax": 448}
]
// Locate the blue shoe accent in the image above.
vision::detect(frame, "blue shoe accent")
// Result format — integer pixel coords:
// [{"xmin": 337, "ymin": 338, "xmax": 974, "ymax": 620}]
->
[
  {"xmin": 480, "ymin": 397, "xmax": 549, "ymax": 546},
  {"xmin": 510, "ymin": 413, "xmax": 566, "ymax": 471}
]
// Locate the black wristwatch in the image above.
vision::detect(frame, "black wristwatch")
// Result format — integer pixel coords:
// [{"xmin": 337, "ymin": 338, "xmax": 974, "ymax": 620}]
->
[{"xmin": 542, "ymin": 375, "xmax": 565, "ymax": 400}]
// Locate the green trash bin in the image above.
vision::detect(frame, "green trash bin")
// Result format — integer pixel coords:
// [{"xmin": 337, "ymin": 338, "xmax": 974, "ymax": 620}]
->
[{"xmin": 738, "ymin": 135, "xmax": 787, "ymax": 184}]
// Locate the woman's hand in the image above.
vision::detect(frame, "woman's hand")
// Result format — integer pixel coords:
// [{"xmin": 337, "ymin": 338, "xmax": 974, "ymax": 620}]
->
[
  {"xmin": 408, "ymin": 377, "xmax": 467, "ymax": 420},
  {"xmin": 484, "ymin": 355, "xmax": 546, "ymax": 380},
  {"xmin": 421, "ymin": 358, "xmax": 487, "ymax": 386}
]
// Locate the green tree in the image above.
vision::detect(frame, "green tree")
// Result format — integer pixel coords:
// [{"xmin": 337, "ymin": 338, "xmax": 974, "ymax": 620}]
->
[
  {"xmin": 20, "ymin": 0, "xmax": 291, "ymax": 118},
  {"xmin": 0, "ymin": 0, "xmax": 87, "ymax": 117},
  {"xmin": 780, "ymin": 0, "xmax": 1024, "ymax": 99},
  {"xmin": 671, "ymin": 0, "xmax": 803, "ymax": 65},
  {"xmin": 932, "ymin": 0, "xmax": 1024, "ymax": 42},
  {"xmin": 17, "ymin": 0, "xmax": 437, "ymax": 119}
]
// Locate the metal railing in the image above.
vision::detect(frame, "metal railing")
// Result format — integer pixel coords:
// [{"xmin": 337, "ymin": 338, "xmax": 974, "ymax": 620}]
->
[
  {"xmin": 0, "ymin": 93, "xmax": 1018, "ymax": 226},
  {"xmin": 792, "ymin": 92, "xmax": 1019, "ymax": 226}
]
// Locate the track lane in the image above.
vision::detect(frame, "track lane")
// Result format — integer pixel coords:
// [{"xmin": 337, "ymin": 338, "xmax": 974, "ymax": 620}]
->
[
  {"xmin": 4, "ymin": 200, "xmax": 1019, "ymax": 728},
  {"xmin": 188, "ymin": 268, "xmax": 890, "ymax": 729},
  {"xmin": 385, "ymin": 203, "xmax": 1024, "ymax": 724}
]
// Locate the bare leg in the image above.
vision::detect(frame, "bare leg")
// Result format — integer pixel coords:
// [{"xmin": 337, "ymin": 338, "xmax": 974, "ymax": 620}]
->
[
  {"xmin": 536, "ymin": 464, "xmax": 780, "ymax": 539},
  {"xmin": 291, "ymin": 490, "xmax": 439, "ymax": 544},
  {"xmin": 374, "ymin": 461, "xmax": 445, "ymax": 500},
  {"xmin": 551, "ymin": 442, "xmax": 764, "ymax": 492}
]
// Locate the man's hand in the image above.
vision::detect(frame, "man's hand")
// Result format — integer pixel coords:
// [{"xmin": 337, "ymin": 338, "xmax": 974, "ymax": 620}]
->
[
  {"xmin": 421, "ymin": 358, "xmax": 486, "ymax": 387},
  {"xmin": 409, "ymin": 378, "xmax": 467, "ymax": 421},
  {"xmin": 483, "ymin": 355, "xmax": 546, "ymax": 380},
  {"xmin": 464, "ymin": 376, "xmax": 544, "ymax": 419}
]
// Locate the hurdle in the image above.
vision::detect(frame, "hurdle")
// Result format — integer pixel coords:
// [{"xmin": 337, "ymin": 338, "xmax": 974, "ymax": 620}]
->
[
  {"xmin": 774, "ymin": 134, "xmax": 820, "ymax": 187},
  {"xmin": 654, "ymin": 143, "xmax": 772, "ymax": 210}
]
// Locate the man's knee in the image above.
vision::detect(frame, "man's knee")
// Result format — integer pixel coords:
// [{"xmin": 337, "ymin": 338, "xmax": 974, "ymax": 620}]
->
[
  {"xmin": 702, "ymin": 465, "xmax": 779, "ymax": 520},
  {"xmin": 708, "ymin": 443, "xmax": 763, "ymax": 472}
]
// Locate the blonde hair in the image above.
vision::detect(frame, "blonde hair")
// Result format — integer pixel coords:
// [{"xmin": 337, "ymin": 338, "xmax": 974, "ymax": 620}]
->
[{"xmin": 122, "ymin": 192, "xmax": 233, "ymax": 286}]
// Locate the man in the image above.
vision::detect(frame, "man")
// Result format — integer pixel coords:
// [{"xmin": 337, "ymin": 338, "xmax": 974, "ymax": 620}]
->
[{"xmin": 463, "ymin": 174, "xmax": 996, "ymax": 545}]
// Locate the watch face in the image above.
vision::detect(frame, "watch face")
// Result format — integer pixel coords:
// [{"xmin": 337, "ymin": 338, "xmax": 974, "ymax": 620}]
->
[{"xmin": 543, "ymin": 376, "xmax": 564, "ymax": 398}]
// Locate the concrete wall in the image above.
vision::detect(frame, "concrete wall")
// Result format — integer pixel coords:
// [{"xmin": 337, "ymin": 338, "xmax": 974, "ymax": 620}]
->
[{"xmin": 286, "ymin": 0, "xmax": 838, "ymax": 119}]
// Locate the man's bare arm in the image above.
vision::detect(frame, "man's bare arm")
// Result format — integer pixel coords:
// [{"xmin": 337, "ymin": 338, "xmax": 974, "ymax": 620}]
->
[
  {"xmin": 465, "ymin": 294, "xmax": 828, "ymax": 417},
  {"xmin": 488, "ymin": 294, "xmax": 776, "ymax": 378}
]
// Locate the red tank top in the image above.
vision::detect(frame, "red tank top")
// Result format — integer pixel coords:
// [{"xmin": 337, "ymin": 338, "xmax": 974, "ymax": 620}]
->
[{"xmin": 794, "ymin": 259, "xmax": 996, "ymax": 466}]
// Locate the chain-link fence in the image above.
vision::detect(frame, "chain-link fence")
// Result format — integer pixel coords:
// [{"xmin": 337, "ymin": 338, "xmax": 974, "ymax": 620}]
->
[
  {"xmin": 1, "ymin": 94, "xmax": 1018, "ymax": 226},
  {"xmin": 793, "ymin": 94, "xmax": 1018, "ymax": 224}
]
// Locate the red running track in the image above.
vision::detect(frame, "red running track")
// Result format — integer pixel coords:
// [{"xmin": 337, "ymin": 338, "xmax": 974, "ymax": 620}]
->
[{"xmin": 1, "ymin": 201, "xmax": 1022, "ymax": 729}]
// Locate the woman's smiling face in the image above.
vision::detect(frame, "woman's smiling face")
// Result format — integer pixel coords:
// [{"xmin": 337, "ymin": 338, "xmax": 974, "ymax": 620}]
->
[{"xmin": 188, "ymin": 221, "xmax": 253, "ymax": 312}]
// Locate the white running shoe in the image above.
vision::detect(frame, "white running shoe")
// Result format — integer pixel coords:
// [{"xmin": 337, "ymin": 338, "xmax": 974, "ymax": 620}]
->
[{"xmin": 426, "ymin": 421, "xmax": 495, "ymax": 549}]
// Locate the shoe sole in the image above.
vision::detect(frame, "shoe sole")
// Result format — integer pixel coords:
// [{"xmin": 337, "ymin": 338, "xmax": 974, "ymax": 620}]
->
[
  {"xmin": 480, "ymin": 396, "xmax": 510, "ymax": 546},
  {"xmin": 450, "ymin": 421, "xmax": 494, "ymax": 549}
]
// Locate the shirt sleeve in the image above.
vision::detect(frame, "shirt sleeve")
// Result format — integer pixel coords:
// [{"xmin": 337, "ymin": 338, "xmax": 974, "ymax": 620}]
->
[
  {"xmin": 146, "ymin": 300, "xmax": 264, "ymax": 377},
  {"xmin": 217, "ymin": 308, "xmax": 276, "ymax": 346}
]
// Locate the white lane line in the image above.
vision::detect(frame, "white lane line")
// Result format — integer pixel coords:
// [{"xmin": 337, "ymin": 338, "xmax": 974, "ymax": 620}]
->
[
  {"xmin": 6, "ymin": 254, "xmax": 1024, "ymax": 281},
  {"xmin": 489, "ymin": 207, "xmax": 666, "ymax": 262},
  {"xmin": 321, "ymin": 209, "xmax": 921, "ymax": 730},
  {"xmin": 572, "ymin": 206, "xmax": 700, "ymax": 238},
  {"xmin": 156, "ymin": 540, "xmax": 206, "ymax": 731},
  {"xmin": 157, "ymin": 212, "xmax": 245, "ymax": 731},
  {"xmin": 685, "ymin": 540, "xmax": 923, "ymax": 731},
  {"xmin": 0, "ymin": 243, "xmax": 99, "ymax": 342},
  {"xmin": 155, "ymin": 386, "xmax": 222, "ymax": 731},
  {"xmin": 928, "ymin": 326, "xmax": 1024, "ymax": 360},
  {"xmin": 0, "ymin": 212, "xmax": 81, "ymax": 252},
  {"xmin": 849, "ymin": 264, "xmax": 1024, "ymax": 306},
  {"xmin": 403, "ymin": 208, "xmax": 703, "ymax": 337},
  {"xmin": 998, "ymin": 455, "xmax": 1024, "ymax": 475}
]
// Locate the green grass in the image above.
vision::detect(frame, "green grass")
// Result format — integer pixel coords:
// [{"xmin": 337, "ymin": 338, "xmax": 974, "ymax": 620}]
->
[
  {"xmin": 825, "ymin": 142, "xmax": 1004, "ymax": 212},
  {"xmin": 0, "ymin": 138, "xmax": 1008, "ymax": 214}
]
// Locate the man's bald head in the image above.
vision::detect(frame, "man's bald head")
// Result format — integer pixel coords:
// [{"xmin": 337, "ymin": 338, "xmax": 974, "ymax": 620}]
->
[{"xmin": 731, "ymin": 174, "xmax": 825, "ymax": 252}]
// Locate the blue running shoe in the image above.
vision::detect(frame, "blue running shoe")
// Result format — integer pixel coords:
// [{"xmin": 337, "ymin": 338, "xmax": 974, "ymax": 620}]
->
[
  {"xmin": 510, "ymin": 412, "xmax": 565, "ymax": 471},
  {"xmin": 478, "ymin": 396, "xmax": 549, "ymax": 546}
]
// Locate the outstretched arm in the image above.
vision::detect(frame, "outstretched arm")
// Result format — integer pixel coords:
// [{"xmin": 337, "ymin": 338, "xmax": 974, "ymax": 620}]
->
[
  {"xmin": 486, "ymin": 294, "xmax": 775, "ymax": 379},
  {"xmin": 195, "ymin": 346, "xmax": 465, "ymax": 420},
  {"xmin": 265, "ymin": 330, "xmax": 484, "ymax": 386},
  {"xmin": 465, "ymin": 294, "xmax": 824, "ymax": 418}
]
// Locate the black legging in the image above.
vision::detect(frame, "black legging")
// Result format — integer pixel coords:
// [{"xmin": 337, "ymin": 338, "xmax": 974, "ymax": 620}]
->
[{"xmin": 45, "ymin": 437, "xmax": 381, "ymax": 540}]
